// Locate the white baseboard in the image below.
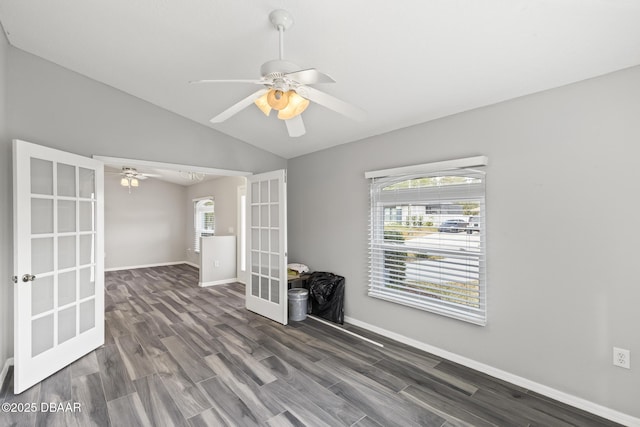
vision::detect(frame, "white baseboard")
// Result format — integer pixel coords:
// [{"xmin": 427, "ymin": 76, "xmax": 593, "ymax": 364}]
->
[
  {"xmin": 199, "ymin": 278, "xmax": 239, "ymax": 287},
  {"xmin": 105, "ymin": 261, "xmax": 198, "ymax": 272},
  {"xmin": 1, "ymin": 357, "xmax": 14, "ymax": 389},
  {"xmin": 344, "ymin": 316, "xmax": 640, "ymax": 427}
]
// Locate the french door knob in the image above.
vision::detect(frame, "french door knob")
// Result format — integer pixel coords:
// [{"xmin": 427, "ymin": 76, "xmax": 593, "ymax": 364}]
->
[{"xmin": 22, "ymin": 274, "xmax": 36, "ymax": 282}]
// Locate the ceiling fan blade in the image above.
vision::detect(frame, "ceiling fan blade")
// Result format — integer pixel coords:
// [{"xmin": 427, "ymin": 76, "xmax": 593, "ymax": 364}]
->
[
  {"xmin": 140, "ymin": 173, "xmax": 162, "ymax": 178},
  {"xmin": 190, "ymin": 79, "xmax": 265, "ymax": 84},
  {"xmin": 295, "ymin": 86, "xmax": 366, "ymax": 122},
  {"xmin": 284, "ymin": 68, "xmax": 335, "ymax": 85},
  {"xmin": 210, "ymin": 88, "xmax": 270, "ymax": 123},
  {"xmin": 285, "ymin": 115, "xmax": 306, "ymax": 137}
]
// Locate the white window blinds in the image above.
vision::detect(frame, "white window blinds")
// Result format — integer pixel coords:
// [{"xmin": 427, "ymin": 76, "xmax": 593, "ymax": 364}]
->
[
  {"xmin": 194, "ymin": 198, "xmax": 215, "ymax": 252},
  {"xmin": 367, "ymin": 159, "xmax": 487, "ymax": 325}
]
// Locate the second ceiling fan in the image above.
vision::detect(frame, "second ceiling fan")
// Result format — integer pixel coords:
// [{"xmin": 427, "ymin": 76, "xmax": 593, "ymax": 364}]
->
[{"xmin": 192, "ymin": 9, "xmax": 365, "ymax": 137}]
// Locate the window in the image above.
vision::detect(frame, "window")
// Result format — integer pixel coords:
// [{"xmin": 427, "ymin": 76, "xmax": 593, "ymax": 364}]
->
[
  {"xmin": 367, "ymin": 158, "xmax": 487, "ymax": 325},
  {"xmin": 194, "ymin": 198, "xmax": 215, "ymax": 252}
]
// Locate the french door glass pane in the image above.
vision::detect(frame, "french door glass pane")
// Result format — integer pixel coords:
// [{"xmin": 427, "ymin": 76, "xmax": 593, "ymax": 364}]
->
[
  {"xmin": 79, "ymin": 300, "xmax": 95, "ymax": 333},
  {"xmin": 58, "ymin": 271, "xmax": 76, "ymax": 306},
  {"xmin": 270, "ymin": 204, "xmax": 279, "ymax": 227},
  {"xmin": 251, "ymin": 206, "xmax": 259, "ymax": 225},
  {"xmin": 261, "ymin": 252, "xmax": 269, "ymax": 275},
  {"xmin": 260, "ymin": 276, "xmax": 268, "ymax": 299},
  {"xmin": 260, "ymin": 181, "xmax": 268, "ymax": 203},
  {"xmin": 269, "ymin": 179, "xmax": 278, "ymax": 202},
  {"xmin": 251, "ymin": 274, "xmax": 259, "ymax": 297},
  {"xmin": 251, "ymin": 182, "xmax": 259, "ymax": 203},
  {"xmin": 32, "ymin": 314, "xmax": 54, "ymax": 357},
  {"xmin": 57, "ymin": 163, "xmax": 76, "ymax": 197},
  {"xmin": 260, "ymin": 229, "xmax": 268, "ymax": 251},
  {"xmin": 271, "ymin": 255, "xmax": 279, "ymax": 278},
  {"xmin": 30, "ymin": 158, "xmax": 53, "ymax": 195},
  {"xmin": 79, "ymin": 235, "xmax": 94, "ymax": 265},
  {"xmin": 79, "ymin": 267, "xmax": 95, "ymax": 298},
  {"xmin": 32, "ymin": 237, "xmax": 54, "ymax": 275},
  {"xmin": 58, "ymin": 200, "xmax": 76, "ymax": 233},
  {"xmin": 251, "ymin": 251, "xmax": 259, "ymax": 274},
  {"xmin": 31, "ymin": 276, "xmax": 54, "ymax": 316},
  {"xmin": 270, "ymin": 230, "xmax": 279, "ymax": 252},
  {"xmin": 58, "ymin": 306, "xmax": 76, "ymax": 344},
  {"xmin": 78, "ymin": 167, "xmax": 95, "ymax": 198},
  {"xmin": 58, "ymin": 236, "xmax": 76, "ymax": 269},
  {"xmin": 270, "ymin": 279, "xmax": 280, "ymax": 303},
  {"xmin": 31, "ymin": 199, "xmax": 53, "ymax": 234},
  {"xmin": 79, "ymin": 201, "xmax": 94, "ymax": 232},
  {"xmin": 251, "ymin": 229, "xmax": 259, "ymax": 249}
]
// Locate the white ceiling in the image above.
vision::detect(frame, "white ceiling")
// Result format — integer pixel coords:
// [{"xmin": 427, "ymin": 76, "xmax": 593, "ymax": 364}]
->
[{"xmin": 1, "ymin": 1, "xmax": 640, "ymax": 159}]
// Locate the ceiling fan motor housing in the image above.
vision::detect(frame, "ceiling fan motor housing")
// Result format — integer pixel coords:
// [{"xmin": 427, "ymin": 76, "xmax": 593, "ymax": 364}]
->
[{"xmin": 261, "ymin": 60, "xmax": 301, "ymax": 80}]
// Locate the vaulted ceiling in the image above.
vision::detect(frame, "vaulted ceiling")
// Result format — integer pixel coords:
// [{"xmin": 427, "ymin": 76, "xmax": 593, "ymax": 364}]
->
[{"xmin": 1, "ymin": 1, "xmax": 639, "ymax": 159}]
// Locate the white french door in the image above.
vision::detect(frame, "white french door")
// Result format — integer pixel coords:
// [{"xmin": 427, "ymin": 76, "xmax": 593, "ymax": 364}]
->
[
  {"xmin": 13, "ymin": 140, "xmax": 104, "ymax": 394},
  {"xmin": 245, "ymin": 170, "xmax": 288, "ymax": 324}
]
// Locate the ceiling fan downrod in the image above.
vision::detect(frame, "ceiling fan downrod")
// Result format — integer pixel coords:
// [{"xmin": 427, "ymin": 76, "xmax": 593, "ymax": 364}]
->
[{"xmin": 269, "ymin": 9, "xmax": 294, "ymax": 61}]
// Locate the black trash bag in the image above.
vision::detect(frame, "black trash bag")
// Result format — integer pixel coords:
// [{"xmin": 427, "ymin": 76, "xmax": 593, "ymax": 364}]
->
[{"xmin": 307, "ymin": 272, "xmax": 345, "ymax": 324}]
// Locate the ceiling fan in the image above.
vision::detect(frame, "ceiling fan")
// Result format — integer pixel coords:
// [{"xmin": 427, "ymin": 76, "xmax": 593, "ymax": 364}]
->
[
  {"xmin": 191, "ymin": 9, "xmax": 366, "ymax": 137},
  {"xmin": 110, "ymin": 167, "xmax": 160, "ymax": 192}
]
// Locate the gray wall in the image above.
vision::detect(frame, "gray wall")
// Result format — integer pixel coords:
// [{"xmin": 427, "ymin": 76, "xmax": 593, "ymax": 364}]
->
[
  {"xmin": 6, "ymin": 48, "xmax": 286, "ymax": 173},
  {"xmin": 105, "ymin": 170, "xmax": 187, "ymax": 270},
  {"xmin": 288, "ymin": 65, "xmax": 640, "ymax": 418},
  {"xmin": 1, "ymin": 46, "xmax": 286, "ymax": 372},
  {"xmin": 185, "ymin": 176, "xmax": 246, "ymax": 266},
  {"xmin": 0, "ymin": 24, "xmax": 10, "ymax": 376}
]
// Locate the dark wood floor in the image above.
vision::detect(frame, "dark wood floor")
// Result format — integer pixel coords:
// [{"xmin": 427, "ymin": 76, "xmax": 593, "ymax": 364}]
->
[{"xmin": 1, "ymin": 264, "xmax": 621, "ymax": 427}]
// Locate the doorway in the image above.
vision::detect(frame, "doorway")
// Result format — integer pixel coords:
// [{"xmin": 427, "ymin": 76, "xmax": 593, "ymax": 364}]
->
[{"xmin": 93, "ymin": 155, "xmax": 251, "ymax": 280}]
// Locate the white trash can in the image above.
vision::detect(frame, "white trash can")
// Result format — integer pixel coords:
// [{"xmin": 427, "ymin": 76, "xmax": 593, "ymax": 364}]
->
[{"xmin": 288, "ymin": 288, "xmax": 309, "ymax": 321}]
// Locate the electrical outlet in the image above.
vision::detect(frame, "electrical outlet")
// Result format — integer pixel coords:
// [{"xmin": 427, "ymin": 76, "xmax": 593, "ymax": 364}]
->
[
  {"xmin": 613, "ymin": 347, "xmax": 631, "ymax": 369},
  {"xmin": 214, "ymin": 260, "xmax": 220, "ymax": 267}
]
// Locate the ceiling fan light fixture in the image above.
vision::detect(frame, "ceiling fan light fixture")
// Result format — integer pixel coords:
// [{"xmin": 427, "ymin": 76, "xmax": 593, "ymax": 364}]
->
[
  {"xmin": 180, "ymin": 171, "xmax": 206, "ymax": 181},
  {"xmin": 254, "ymin": 92, "xmax": 272, "ymax": 116},
  {"xmin": 120, "ymin": 177, "xmax": 129, "ymax": 187},
  {"xmin": 131, "ymin": 178, "xmax": 139, "ymax": 187},
  {"xmin": 277, "ymin": 91, "xmax": 309, "ymax": 120},
  {"xmin": 267, "ymin": 89, "xmax": 289, "ymax": 110}
]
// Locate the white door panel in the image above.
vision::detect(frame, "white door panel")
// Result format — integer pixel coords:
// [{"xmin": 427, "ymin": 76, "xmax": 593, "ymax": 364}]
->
[
  {"xmin": 245, "ymin": 170, "xmax": 287, "ymax": 324},
  {"xmin": 13, "ymin": 139, "xmax": 104, "ymax": 394}
]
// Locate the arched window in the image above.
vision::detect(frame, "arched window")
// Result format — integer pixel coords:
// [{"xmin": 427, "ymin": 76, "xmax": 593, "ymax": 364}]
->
[
  {"xmin": 367, "ymin": 157, "xmax": 487, "ymax": 325},
  {"xmin": 194, "ymin": 198, "xmax": 214, "ymax": 252}
]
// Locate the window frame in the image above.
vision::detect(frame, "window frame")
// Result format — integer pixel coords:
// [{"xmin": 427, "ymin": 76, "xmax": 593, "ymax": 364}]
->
[
  {"xmin": 194, "ymin": 197, "xmax": 215, "ymax": 253},
  {"xmin": 367, "ymin": 163, "xmax": 487, "ymax": 325}
]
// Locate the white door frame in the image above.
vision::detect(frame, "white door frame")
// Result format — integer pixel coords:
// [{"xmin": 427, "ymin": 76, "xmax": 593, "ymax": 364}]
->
[{"xmin": 92, "ymin": 156, "xmax": 251, "ymax": 179}]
